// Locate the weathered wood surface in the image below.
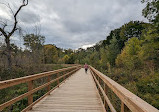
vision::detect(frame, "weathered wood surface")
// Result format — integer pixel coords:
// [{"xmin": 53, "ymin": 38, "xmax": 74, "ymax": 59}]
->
[{"xmin": 28, "ymin": 68, "xmax": 104, "ymax": 112}]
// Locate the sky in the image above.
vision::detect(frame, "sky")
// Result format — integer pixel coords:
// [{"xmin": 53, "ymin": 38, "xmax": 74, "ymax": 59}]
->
[{"xmin": 0, "ymin": 0, "xmax": 147, "ymax": 49}]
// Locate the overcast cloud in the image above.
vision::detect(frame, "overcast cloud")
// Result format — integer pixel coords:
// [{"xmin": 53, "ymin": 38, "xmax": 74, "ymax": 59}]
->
[{"xmin": 0, "ymin": 0, "xmax": 147, "ymax": 49}]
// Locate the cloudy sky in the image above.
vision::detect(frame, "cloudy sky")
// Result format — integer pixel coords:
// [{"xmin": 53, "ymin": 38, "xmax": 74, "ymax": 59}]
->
[{"xmin": 0, "ymin": 0, "xmax": 147, "ymax": 49}]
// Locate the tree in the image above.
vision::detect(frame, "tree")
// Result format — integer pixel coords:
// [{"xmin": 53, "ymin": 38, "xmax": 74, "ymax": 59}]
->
[
  {"xmin": 23, "ymin": 34, "xmax": 45, "ymax": 64},
  {"xmin": 44, "ymin": 44, "xmax": 58, "ymax": 64},
  {"xmin": 116, "ymin": 37, "xmax": 141, "ymax": 70},
  {"xmin": 67, "ymin": 53, "xmax": 75, "ymax": 64},
  {"xmin": 120, "ymin": 21, "xmax": 145, "ymax": 41},
  {"xmin": 142, "ymin": 0, "xmax": 159, "ymax": 28},
  {"xmin": 139, "ymin": 26, "xmax": 159, "ymax": 73},
  {"xmin": 63, "ymin": 55, "xmax": 70, "ymax": 64},
  {"xmin": 0, "ymin": 0, "xmax": 28, "ymax": 69},
  {"xmin": 105, "ymin": 36, "xmax": 120, "ymax": 66},
  {"xmin": 23, "ymin": 34, "xmax": 45, "ymax": 51},
  {"xmin": 99, "ymin": 47, "xmax": 108, "ymax": 70}
]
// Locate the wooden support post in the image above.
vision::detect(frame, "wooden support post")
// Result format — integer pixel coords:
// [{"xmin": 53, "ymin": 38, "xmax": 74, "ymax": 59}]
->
[
  {"xmin": 47, "ymin": 75, "xmax": 51, "ymax": 92},
  {"xmin": 104, "ymin": 83, "xmax": 109, "ymax": 111},
  {"xmin": 28, "ymin": 80, "xmax": 33, "ymax": 107},
  {"xmin": 121, "ymin": 102, "xmax": 129, "ymax": 112},
  {"xmin": 97, "ymin": 76, "xmax": 100, "ymax": 90},
  {"xmin": 63, "ymin": 71, "xmax": 66, "ymax": 81},
  {"xmin": 57, "ymin": 73, "xmax": 60, "ymax": 87}
]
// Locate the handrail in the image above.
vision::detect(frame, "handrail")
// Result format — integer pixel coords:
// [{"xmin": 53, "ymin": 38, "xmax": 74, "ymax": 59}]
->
[
  {"xmin": 89, "ymin": 66, "xmax": 159, "ymax": 112},
  {"xmin": 0, "ymin": 65, "xmax": 79, "ymax": 89},
  {"xmin": 0, "ymin": 65, "xmax": 81, "ymax": 111}
]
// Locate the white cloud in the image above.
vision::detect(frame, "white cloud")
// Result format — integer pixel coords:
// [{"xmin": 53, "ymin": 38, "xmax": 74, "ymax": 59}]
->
[{"xmin": 81, "ymin": 43, "xmax": 96, "ymax": 50}]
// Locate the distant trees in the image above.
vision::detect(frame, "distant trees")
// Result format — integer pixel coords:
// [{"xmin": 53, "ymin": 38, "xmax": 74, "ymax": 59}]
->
[
  {"xmin": 23, "ymin": 34, "xmax": 45, "ymax": 64},
  {"xmin": 23, "ymin": 34, "xmax": 45, "ymax": 51},
  {"xmin": 63, "ymin": 55, "xmax": 70, "ymax": 64},
  {"xmin": 44, "ymin": 44, "xmax": 58, "ymax": 64},
  {"xmin": 63, "ymin": 53, "xmax": 75, "ymax": 64},
  {"xmin": 0, "ymin": 0, "xmax": 28, "ymax": 69}
]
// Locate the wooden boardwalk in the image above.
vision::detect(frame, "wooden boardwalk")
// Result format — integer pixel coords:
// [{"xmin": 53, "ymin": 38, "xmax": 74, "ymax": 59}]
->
[{"xmin": 28, "ymin": 68, "xmax": 104, "ymax": 112}]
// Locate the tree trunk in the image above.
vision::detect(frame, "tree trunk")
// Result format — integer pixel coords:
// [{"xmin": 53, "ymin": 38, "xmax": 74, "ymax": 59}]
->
[{"xmin": 5, "ymin": 37, "xmax": 12, "ymax": 69}]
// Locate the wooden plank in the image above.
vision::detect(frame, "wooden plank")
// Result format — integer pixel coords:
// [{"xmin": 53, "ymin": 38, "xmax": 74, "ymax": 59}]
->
[
  {"xmin": 27, "ymin": 68, "xmax": 104, "ymax": 112},
  {"xmin": 89, "ymin": 66, "xmax": 159, "ymax": 112}
]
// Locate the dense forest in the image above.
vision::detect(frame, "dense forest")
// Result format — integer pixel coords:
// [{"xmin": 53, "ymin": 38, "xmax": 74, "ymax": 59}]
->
[{"xmin": 0, "ymin": 0, "xmax": 159, "ymax": 111}]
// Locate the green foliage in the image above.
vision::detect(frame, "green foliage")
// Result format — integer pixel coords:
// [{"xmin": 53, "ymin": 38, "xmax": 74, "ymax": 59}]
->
[
  {"xmin": 142, "ymin": 0, "xmax": 159, "ymax": 28},
  {"xmin": 63, "ymin": 55, "xmax": 70, "ymax": 64},
  {"xmin": 139, "ymin": 26, "xmax": 159, "ymax": 63},
  {"xmin": 120, "ymin": 21, "xmax": 145, "ymax": 41},
  {"xmin": 116, "ymin": 37, "xmax": 141, "ymax": 70},
  {"xmin": 136, "ymin": 73, "xmax": 159, "ymax": 94},
  {"xmin": 44, "ymin": 44, "xmax": 58, "ymax": 64},
  {"xmin": 105, "ymin": 36, "xmax": 120, "ymax": 66},
  {"xmin": 136, "ymin": 73, "xmax": 159, "ymax": 109},
  {"xmin": 23, "ymin": 34, "xmax": 45, "ymax": 51}
]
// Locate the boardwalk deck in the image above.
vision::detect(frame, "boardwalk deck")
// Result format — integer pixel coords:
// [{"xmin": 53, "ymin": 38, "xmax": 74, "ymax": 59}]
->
[{"xmin": 28, "ymin": 68, "xmax": 104, "ymax": 112}]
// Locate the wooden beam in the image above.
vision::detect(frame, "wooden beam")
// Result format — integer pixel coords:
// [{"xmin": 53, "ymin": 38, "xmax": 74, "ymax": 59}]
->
[
  {"xmin": 47, "ymin": 75, "xmax": 51, "ymax": 92},
  {"xmin": 121, "ymin": 102, "xmax": 129, "ymax": 112},
  {"xmin": 28, "ymin": 80, "xmax": 33, "ymax": 108},
  {"xmin": 104, "ymin": 83, "xmax": 109, "ymax": 111},
  {"xmin": 57, "ymin": 73, "xmax": 60, "ymax": 87}
]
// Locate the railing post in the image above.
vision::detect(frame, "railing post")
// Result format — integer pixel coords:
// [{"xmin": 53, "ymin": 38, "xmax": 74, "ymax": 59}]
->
[
  {"xmin": 28, "ymin": 80, "xmax": 33, "ymax": 107},
  {"xmin": 63, "ymin": 71, "xmax": 66, "ymax": 81},
  {"xmin": 57, "ymin": 73, "xmax": 60, "ymax": 87},
  {"xmin": 104, "ymin": 83, "xmax": 109, "ymax": 111},
  {"xmin": 47, "ymin": 75, "xmax": 51, "ymax": 92},
  {"xmin": 97, "ymin": 76, "xmax": 100, "ymax": 90},
  {"xmin": 121, "ymin": 102, "xmax": 129, "ymax": 112}
]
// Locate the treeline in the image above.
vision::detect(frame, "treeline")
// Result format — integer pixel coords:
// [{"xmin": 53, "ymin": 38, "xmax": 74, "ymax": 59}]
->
[{"xmin": 0, "ymin": 33, "xmax": 76, "ymax": 81}]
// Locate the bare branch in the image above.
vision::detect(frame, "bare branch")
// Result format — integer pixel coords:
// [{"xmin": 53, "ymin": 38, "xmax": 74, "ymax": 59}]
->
[
  {"xmin": 0, "ymin": 28, "xmax": 7, "ymax": 37},
  {"xmin": 8, "ymin": 0, "xmax": 28, "ymax": 37},
  {"xmin": 7, "ymin": 3, "xmax": 14, "ymax": 17},
  {"xmin": 0, "ymin": 2, "xmax": 15, "ymax": 16}
]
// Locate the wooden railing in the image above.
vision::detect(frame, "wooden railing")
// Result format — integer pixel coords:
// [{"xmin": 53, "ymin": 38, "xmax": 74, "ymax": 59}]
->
[
  {"xmin": 89, "ymin": 66, "xmax": 159, "ymax": 112},
  {"xmin": 0, "ymin": 65, "xmax": 81, "ymax": 111}
]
